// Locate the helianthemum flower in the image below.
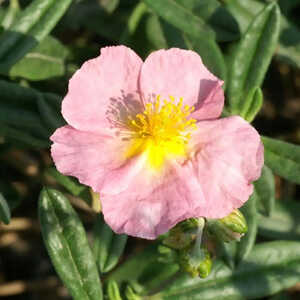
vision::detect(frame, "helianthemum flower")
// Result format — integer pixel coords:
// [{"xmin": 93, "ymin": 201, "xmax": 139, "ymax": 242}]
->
[{"xmin": 51, "ymin": 46, "xmax": 263, "ymax": 239}]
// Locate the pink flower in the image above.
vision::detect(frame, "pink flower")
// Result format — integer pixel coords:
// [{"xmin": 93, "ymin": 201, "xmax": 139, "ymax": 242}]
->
[{"xmin": 51, "ymin": 46, "xmax": 263, "ymax": 239}]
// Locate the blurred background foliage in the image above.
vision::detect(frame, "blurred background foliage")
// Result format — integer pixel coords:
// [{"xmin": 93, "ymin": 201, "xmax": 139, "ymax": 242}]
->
[{"xmin": 0, "ymin": 0, "xmax": 300, "ymax": 299}]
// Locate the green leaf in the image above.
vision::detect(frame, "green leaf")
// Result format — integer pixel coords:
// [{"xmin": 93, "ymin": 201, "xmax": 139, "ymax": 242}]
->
[
  {"xmin": 0, "ymin": 123, "xmax": 50, "ymax": 148},
  {"xmin": 0, "ymin": 192, "xmax": 11, "ymax": 224},
  {"xmin": 226, "ymin": 2, "xmax": 280, "ymax": 114},
  {"xmin": 258, "ymin": 199, "xmax": 300, "ymax": 240},
  {"xmin": 141, "ymin": 262, "xmax": 180, "ymax": 294},
  {"xmin": 39, "ymin": 188, "xmax": 103, "ymax": 300},
  {"xmin": 235, "ymin": 192, "xmax": 258, "ymax": 264},
  {"xmin": 10, "ymin": 35, "xmax": 69, "ymax": 80},
  {"xmin": 143, "ymin": 0, "xmax": 215, "ymax": 41},
  {"xmin": 224, "ymin": 0, "xmax": 300, "ymax": 69},
  {"xmin": 216, "ymin": 240, "xmax": 237, "ymax": 270},
  {"xmin": 0, "ymin": 79, "xmax": 62, "ymax": 147},
  {"xmin": 239, "ymin": 87, "xmax": 263, "ymax": 122},
  {"xmin": 93, "ymin": 214, "xmax": 127, "ymax": 273},
  {"xmin": 152, "ymin": 241, "xmax": 300, "ymax": 299},
  {"xmin": 263, "ymin": 136, "xmax": 300, "ymax": 184},
  {"xmin": 45, "ymin": 168, "xmax": 92, "ymax": 207},
  {"xmin": 277, "ymin": 15, "xmax": 300, "ymax": 69},
  {"xmin": 0, "ymin": 0, "xmax": 73, "ymax": 72},
  {"xmin": 175, "ymin": 0, "xmax": 240, "ymax": 42},
  {"xmin": 45, "ymin": 168, "xmax": 87, "ymax": 196},
  {"xmin": 0, "ymin": 181, "xmax": 21, "ymax": 212},
  {"xmin": 0, "ymin": 105, "xmax": 50, "ymax": 138},
  {"xmin": 108, "ymin": 243, "xmax": 159, "ymax": 284},
  {"xmin": 1, "ymin": 0, "xmax": 20, "ymax": 30},
  {"xmin": 37, "ymin": 93, "xmax": 65, "ymax": 133},
  {"xmin": 107, "ymin": 280, "xmax": 122, "ymax": 300},
  {"xmin": 99, "ymin": 0, "xmax": 120, "ymax": 14},
  {"xmin": 0, "ymin": 79, "xmax": 39, "ymax": 110},
  {"xmin": 223, "ymin": 0, "xmax": 264, "ymax": 35},
  {"xmin": 254, "ymin": 165, "xmax": 275, "ymax": 216},
  {"xmin": 64, "ymin": 1, "xmax": 128, "ymax": 43}
]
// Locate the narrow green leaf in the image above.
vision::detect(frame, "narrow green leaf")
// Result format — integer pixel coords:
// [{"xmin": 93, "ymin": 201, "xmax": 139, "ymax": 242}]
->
[
  {"xmin": 0, "ymin": 105, "xmax": 50, "ymax": 138},
  {"xmin": 63, "ymin": 1, "xmax": 127, "ymax": 42},
  {"xmin": 224, "ymin": 0, "xmax": 300, "ymax": 69},
  {"xmin": 141, "ymin": 263, "xmax": 180, "ymax": 294},
  {"xmin": 104, "ymin": 233, "xmax": 128, "ymax": 273},
  {"xmin": 226, "ymin": 2, "xmax": 280, "ymax": 114},
  {"xmin": 99, "ymin": 0, "xmax": 119, "ymax": 14},
  {"xmin": 108, "ymin": 243, "xmax": 159, "ymax": 284},
  {"xmin": 263, "ymin": 136, "xmax": 300, "ymax": 184},
  {"xmin": 93, "ymin": 214, "xmax": 127, "ymax": 273},
  {"xmin": 107, "ymin": 280, "xmax": 122, "ymax": 300},
  {"xmin": 0, "ymin": 123, "xmax": 50, "ymax": 148},
  {"xmin": 119, "ymin": 2, "xmax": 148, "ymax": 44},
  {"xmin": 0, "ymin": 181, "xmax": 21, "ymax": 212},
  {"xmin": 277, "ymin": 15, "xmax": 300, "ymax": 69},
  {"xmin": 239, "ymin": 87, "xmax": 263, "ymax": 122},
  {"xmin": 224, "ymin": 0, "xmax": 264, "ymax": 35},
  {"xmin": 235, "ymin": 192, "xmax": 257, "ymax": 264},
  {"xmin": 37, "ymin": 92, "xmax": 65, "ymax": 133},
  {"xmin": 39, "ymin": 188, "xmax": 103, "ymax": 300},
  {"xmin": 0, "ymin": 192, "xmax": 11, "ymax": 224},
  {"xmin": 1, "ymin": 0, "xmax": 20, "ymax": 30},
  {"xmin": 0, "ymin": 79, "xmax": 62, "ymax": 147},
  {"xmin": 0, "ymin": 79, "xmax": 39, "ymax": 110},
  {"xmin": 0, "ymin": 0, "xmax": 73, "ymax": 72},
  {"xmin": 93, "ymin": 214, "xmax": 114, "ymax": 272},
  {"xmin": 258, "ymin": 199, "xmax": 300, "ymax": 240},
  {"xmin": 10, "ymin": 35, "xmax": 69, "ymax": 81},
  {"xmin": 216, "ymin": 240, "xmax": 237, "ymax": 270},
  {"xmin": 254, "ymin": 165, "xmax": 275, "ymax": 216},
  {"xmin": 175, "ymin": 0, "xmax": 240, "ymax": 42},
  {"xmin": 45, "ymin": 168, "xmax": 87, "ymax": 197},
  {"xmin": 153, "ymin": 241, "xmax": 300, "ymax": 299},
  {"xmin": 143, "ymin": 0, "xmax": 215, "ymax": 41},
  {"xmin": 125, "ymin": 285, "xmax": 142, "ymax": 300}
]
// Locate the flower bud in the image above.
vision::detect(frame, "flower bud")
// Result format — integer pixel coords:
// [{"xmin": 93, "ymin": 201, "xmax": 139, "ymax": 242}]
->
[
  {"xmin": 163, "ymin": 218, "xmax": 204, "ymax": 249},
  {"xmin": 207, "ymin": 209, "xmax": 248, "ymax": 242},
  {"xmin": 179, "ymin": 247, "xmax": 212, "ymax": 278}
]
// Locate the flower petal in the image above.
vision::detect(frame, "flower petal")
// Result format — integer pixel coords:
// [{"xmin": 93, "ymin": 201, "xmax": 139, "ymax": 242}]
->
[
  {"xmin": 189, "ymin": 116, "xmax": 264, "ymax": 218},
  {"xmin": 62, "ymin": 46, "xmax": 143, "ymax": 134},
  {"xmin": 139, "ymin": 48, "xmax": 224, "ymax": 120},
  {"xmin": 100, "ymin": 159, "xmax": 205, "ymax": 239},
  {"xmin": 50, "ymin": 125, "xmax": 144, "ymax": 194}
]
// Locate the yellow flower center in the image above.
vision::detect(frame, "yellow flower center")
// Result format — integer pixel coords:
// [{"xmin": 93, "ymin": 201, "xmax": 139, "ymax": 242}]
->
[{"xmin": 125, "ymin": 95, "xmax": 197, "ymax": 170}]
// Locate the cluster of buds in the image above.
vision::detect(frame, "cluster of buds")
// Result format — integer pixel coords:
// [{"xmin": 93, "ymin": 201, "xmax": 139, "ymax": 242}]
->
[{"xmin": 162, "ymin": 209, "xmax": 247, "ymax": 278}]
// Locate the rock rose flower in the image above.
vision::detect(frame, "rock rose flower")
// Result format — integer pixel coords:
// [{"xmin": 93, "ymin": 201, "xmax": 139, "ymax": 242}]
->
[{"xmin": 51, "ymin": 46, "xmax": 263, "ymax": 239}]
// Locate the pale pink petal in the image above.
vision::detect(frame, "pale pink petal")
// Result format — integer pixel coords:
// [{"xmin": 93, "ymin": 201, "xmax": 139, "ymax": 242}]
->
[
  {"xmin": 62, "ymin": 46, "xmax": 143, "ymax": 134},
  {"xmin": 139, "ymin": 48, "xmax": 224, "ymax": 120},
  {"xmin": 100, "ymin": 159, "xmax": 205, "ymax": 239},
  {"xmin": 189, "ymin": 116, "xmax": 264, "ymax": 218},
  {"xmin": 50, "ymin": 126, "xmax": 145, "ymax": 194}
]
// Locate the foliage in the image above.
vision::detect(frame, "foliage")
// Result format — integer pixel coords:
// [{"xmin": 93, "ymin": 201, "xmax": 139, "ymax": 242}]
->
[{"xmin": 1, "ymin": 0, "xmax": 300, "ymax": 299}]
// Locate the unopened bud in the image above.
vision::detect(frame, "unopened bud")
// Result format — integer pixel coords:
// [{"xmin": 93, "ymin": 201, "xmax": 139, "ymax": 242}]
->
[
  {"xmin": 207, "ymin": 209, "xmax": 248, "ymax": 242},
  {"xmin": 163, "ymin": 218, "xmax": 203, "ymax": 249},
  {"xmin": 180, "ymin": 247, "xmax": 212, "ymax": 278}
]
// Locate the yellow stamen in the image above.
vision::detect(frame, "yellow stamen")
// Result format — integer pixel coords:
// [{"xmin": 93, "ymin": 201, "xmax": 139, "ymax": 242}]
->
[{"xmin": 125, "ymin": 95, "xmax": 196, "ymax": 170}]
